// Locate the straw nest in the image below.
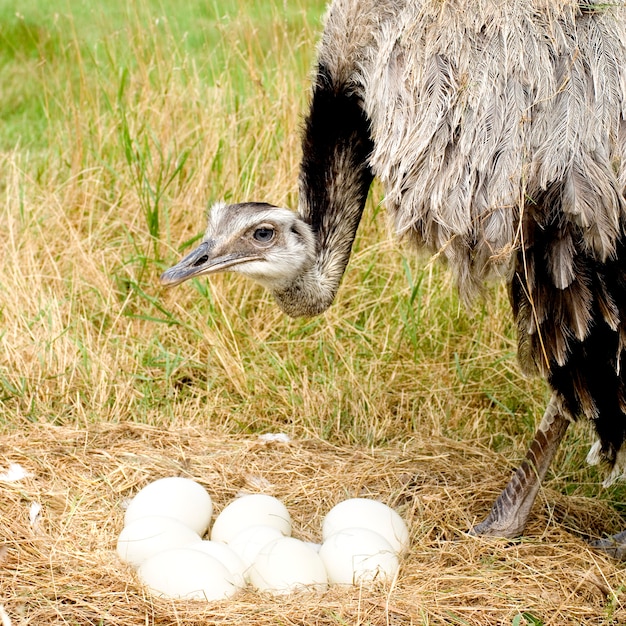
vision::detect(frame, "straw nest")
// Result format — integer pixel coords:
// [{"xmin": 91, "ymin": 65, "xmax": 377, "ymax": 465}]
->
[{"xmin": 1, "ymin": 422, "xmax": 625, "ymax": 625}]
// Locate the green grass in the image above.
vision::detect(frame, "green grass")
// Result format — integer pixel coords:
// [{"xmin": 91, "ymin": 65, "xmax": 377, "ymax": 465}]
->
[{"xmin": 0, "ymin": 0, "xmax": 322, "ymax": 151}]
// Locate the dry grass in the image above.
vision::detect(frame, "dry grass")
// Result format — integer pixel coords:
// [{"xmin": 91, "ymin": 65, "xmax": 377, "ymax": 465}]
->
[
  {"xmin": 1, "ymin": 0, "xmax": 626, "ymax": 624},
  {"xmin": 2, "ymin": 423, "xmax": 625, "ymax": 625}
]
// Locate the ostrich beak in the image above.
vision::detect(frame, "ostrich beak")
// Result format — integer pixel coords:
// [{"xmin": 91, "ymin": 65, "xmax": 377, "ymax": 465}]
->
[{"xmin": 160, "ymin": 240, "xmax": 262, "ymax": 287}]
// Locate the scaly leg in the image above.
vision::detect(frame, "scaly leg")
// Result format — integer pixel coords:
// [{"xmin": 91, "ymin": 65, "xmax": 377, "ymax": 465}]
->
[
  {"xmin": 591, "ymin": 531, "xmax": 626, "ymax": 559},
  {"xmin": 471, "ymin": 393, "xmax": 570, "ymax": 538}
]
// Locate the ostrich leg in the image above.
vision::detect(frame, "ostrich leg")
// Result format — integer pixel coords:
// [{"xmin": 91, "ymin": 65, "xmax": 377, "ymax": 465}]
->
[
  {"xmin": 472, "ymin": 394, "xmax": 570, "ymax": 538},
  {"xmin": 592, "ymin": 531, "xmax": 626, "ymax": 559}
]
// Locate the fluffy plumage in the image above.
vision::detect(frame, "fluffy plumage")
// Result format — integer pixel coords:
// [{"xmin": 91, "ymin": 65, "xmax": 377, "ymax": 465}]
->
[{"xmin": 356, "ymin": 0, "xmax": 626, "ymax": 290}]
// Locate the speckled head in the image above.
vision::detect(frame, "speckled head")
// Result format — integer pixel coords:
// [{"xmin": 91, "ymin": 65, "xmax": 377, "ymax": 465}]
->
[{"xmin": 160, "ymin": 202, "xmax": 315, "ymax": 292}]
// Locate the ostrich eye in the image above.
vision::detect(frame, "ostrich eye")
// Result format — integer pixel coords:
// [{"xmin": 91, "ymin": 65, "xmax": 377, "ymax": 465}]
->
[{"xmin": 253, "ymin": 227, "xmax": 275, "ymax": 243}]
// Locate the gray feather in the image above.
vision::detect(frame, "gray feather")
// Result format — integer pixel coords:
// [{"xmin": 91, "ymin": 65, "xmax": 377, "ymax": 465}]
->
[{"xmin": 318, "ymin": 0, "xmax": 626, "ymax": 301}]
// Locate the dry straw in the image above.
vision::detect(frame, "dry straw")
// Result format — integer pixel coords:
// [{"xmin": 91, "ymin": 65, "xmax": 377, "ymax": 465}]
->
[{"xmin": 1, "ymin": 423, "xmax": 625, "ymax": 625}]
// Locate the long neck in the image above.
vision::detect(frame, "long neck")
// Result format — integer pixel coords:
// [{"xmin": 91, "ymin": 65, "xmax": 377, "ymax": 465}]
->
[{"xmin": 273, "ymin": 62, "xmax": 374, "ymax": 317}]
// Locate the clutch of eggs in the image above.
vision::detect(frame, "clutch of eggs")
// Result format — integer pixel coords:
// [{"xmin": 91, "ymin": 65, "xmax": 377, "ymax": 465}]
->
[{"xmin": 117, "ymin": 477, "xmax": 408, "ymax": 599}]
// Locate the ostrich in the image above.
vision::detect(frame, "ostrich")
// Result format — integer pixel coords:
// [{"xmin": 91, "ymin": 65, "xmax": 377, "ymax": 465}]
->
[{"xmin": 161, "ymin": 0, "xmax": 626, "ymax": 552}]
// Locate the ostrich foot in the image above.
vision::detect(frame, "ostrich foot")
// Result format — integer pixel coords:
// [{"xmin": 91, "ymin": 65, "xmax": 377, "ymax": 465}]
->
[
  {"xmin": 471, "ymin": 395, "xmax": 570, "ymax": 538},
  {"xmin": 470, "ymin": 464, "xmax": 544, "ymax": 538},
  {"xmin": 591, "ymin": 531, "xmax": 626, "ymax": 559}
]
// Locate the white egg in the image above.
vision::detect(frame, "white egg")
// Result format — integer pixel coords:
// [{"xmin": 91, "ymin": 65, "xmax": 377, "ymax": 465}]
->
[
  {"xmin": 227, "ymin": 525, "xmax": 284, "ymax": 569},
  {"xmin": 117, "ymin": 516, "xmax": 200, "ymax": 567},
  {"xmin": 319, "ymin": 527, "xmax": 400, "ymax": 585},
  {"xmin": 248, "ymin": 537, "xmax": 328, "ymax": 594},
  {"xmin": 124, "ymin": 477, "xmax": 213, "ymax": 535},
  {"xmin": 189, "ymin": 541, "xmax": 247, "ymax": 587},
  {"xmin": 210, "ymin": 494, "xmax": 292, "ymax": 543},
  {"xmin": 322, "ymin": 498, "xmax": 409, "ymax": 554},
  {"xmin": 138, "ymin": 548, "xmax": 239, "ymax": 600}
]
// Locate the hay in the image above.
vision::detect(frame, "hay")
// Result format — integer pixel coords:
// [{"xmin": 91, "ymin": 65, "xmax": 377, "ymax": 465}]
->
[{"xmin": 1, "ymin": 423, "xmax": 624, "ymax": 625}]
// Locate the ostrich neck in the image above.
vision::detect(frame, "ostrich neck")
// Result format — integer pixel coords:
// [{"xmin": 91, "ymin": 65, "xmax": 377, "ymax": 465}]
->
[{"xmin": 272, "ymin": 62, "xmax": 374, "ymax": 318}]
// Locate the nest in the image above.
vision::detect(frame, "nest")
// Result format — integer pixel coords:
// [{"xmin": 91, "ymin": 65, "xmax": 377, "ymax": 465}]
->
[{"xmin": 1, "ymin": 422, "xmax": 624, "ymax": 625}]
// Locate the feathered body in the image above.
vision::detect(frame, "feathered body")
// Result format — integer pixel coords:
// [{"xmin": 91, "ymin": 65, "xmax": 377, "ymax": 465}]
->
[
  {"xmin": 310, "ymin": 0, "xmax": 626, "ymax": 476},
  {"xmin": 322, "ymin": 0, "xmax": 626, "ymax": 290}
]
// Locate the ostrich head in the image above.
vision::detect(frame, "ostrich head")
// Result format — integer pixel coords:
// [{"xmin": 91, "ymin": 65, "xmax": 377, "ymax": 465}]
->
[{"xmin": 160, "ymin": 202, "xmax": 319, "ymax": 314}]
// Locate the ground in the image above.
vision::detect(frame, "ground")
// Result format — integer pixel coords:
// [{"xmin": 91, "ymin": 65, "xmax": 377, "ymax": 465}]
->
[{"xmin": 1, "ymin": 423, "xmax": 624, "ymax": 625}]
